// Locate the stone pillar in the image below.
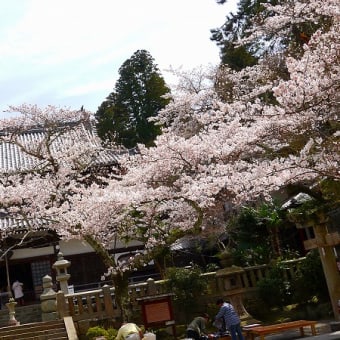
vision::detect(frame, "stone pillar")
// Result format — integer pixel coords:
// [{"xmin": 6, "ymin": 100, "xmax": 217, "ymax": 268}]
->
[
  {"xmin": 146, "ymin": 278, "xmax": 157, "ymax": 295},
  {"xmin": 40, "ymin": 275, "xmax": 57, "ymax": 321},
  {"xmin": 52, "ymin": 252, "xmax": 71, "ymax": 294},
  {"xmin": 6, "ymin": 298, "xmax": 19, "ymax": 326}
]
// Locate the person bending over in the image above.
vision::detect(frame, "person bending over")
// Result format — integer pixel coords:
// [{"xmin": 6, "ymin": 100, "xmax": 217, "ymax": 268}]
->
[
  {"xmin": 115, "ymin": 322, "xmax": 143, "ymax": 340},
  {"xmin": 186, "ymin": 313, "xmax": 210, "ymax": 340},
  {"xmin": 215, "ymin": 298, "xmax": 244, "ymax": 340}
]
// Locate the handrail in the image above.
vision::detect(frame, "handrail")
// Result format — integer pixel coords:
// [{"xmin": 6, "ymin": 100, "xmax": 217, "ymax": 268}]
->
[
  {"xmin": 64, "ymin": 316, "xmax": 79, "ymax": 340},
  {"xmin": 57, "ymin": 285, "xmax": 116, "ymax": 321}
]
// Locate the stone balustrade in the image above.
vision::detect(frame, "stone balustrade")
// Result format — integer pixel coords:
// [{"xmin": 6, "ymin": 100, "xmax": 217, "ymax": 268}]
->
[
  {"xmin": 40, "ymin": 257, "xmax": 306, "ymax": 325},
  {"xmin": 0, "ymin": 257, "xmax": 308, "ymax": 336},
  {"xmin": 56, "ymin": 285, "xmax": 116, "ymax": 322}
]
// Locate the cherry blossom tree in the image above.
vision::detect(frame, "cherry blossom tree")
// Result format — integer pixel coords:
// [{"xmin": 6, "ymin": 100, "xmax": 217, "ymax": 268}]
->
[
  {"xmin": 0, "ymin": 0, "xmax": 338, "ymax": 320},
  {"xmin": 118, "ymin": 0, "xmax": 339, "ymax": 315},
  {"xmin": 0, "ymin": 105, "xmax": 135, "ymax": 318},
  {"xmin": 0, "ymin": 105, "xmax": 203, "ymax": 319},
  {"xmin": 117, "ymin": 0, "xmax": 339, "ymax": 272}
]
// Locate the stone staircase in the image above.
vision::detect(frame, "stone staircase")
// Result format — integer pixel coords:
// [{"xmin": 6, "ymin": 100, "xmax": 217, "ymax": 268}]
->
[{"xmin": 0, "ymin": 317, "xmax": 78, "ymax": 340}]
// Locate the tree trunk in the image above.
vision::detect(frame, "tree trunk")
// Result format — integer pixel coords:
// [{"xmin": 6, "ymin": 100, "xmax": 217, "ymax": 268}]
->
[{"xmin": 83, "ymin": 235, "xmax": 130, "ymax": 321}]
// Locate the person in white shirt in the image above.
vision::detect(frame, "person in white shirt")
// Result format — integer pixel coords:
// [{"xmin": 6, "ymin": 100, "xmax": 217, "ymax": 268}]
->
[{"xmin": 12, "ymin": 280, "xmax": 24, "ymax": 306}]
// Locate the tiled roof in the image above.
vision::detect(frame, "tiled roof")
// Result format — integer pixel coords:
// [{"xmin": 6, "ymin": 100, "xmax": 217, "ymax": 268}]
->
[
  {"xmin": 0, "ymin": 131, "xmax": 44, "ymax": 172},
  {"xmin": 0, "ymin": 213, "xmax": 48, "ymax": 233},
  {"xmin": 0, "ymin": 122, "xmax": 120, "ymax": 173},
  {"xmin": 0, "ymin": 121, "xmax": 122, "ymax": 233},
  {"xmin": 0, "ymin": 212, "xmax": 58, "ymax": 249}
]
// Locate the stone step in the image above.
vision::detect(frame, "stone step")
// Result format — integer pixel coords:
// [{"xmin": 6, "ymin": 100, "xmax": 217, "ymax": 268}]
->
[
  {"xmin": 1, "ymin": 332, "xmax": 68, "ymax": 340},
  {"xmin": 0, "ymin": 319, "xmax": 64, "ymax": 333},
  {"xmin": 0, "ymin": 320, "xmax": 68, "ymax": 340},
  {"xmin": 0, "ymin": 336, "xmax": 68, "ymax": 340},
  {"xmin": 1, "ymin": 329, "xmax": 67, "ymax": 339}
]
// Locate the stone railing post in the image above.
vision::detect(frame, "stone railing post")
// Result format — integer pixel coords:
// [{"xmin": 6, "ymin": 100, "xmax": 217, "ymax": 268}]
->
[
  {"xmin": 146, "ymin": 278, "xmax": 157, "ymax": 295},
  {"xmin": 40, "ymin": 275, "xmax": 57, "ymax": 321},
  {"xmin": 56, "ymin": 290, "xmax": 68, "ymax": 318},
  {"xmin": 102, "ymin": 285, "xmax": 114, "ymax": 318}
]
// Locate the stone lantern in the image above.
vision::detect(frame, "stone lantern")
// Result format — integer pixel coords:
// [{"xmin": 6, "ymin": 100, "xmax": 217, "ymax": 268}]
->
[
  {"xmin": 52, "ymin": 252, "xmax": 71, "ymax": 294},
  {"xmin": 6, "ymin": 298, "xmax": 19, "ymax": 326}
]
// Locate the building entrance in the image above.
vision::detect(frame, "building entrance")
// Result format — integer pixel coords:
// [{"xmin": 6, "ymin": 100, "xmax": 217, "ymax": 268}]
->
[{"xmin": 0, "ymin": 260, "xmax": 38, "ymax": 304}]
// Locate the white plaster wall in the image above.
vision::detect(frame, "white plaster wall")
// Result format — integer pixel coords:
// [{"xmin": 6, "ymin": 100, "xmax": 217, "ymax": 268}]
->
[
  {"xmin": 11, "ymin": 246, "xmax": 54, "ymax": 259},
  {"xmin": 7, "ymin": 238, "xmax": 144, "ymax": 260}
]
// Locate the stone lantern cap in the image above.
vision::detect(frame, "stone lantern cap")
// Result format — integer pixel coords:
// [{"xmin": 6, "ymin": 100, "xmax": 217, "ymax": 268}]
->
[{"xmin": 52, "ymin": 252, "xmax": 71, "ymax": 270}]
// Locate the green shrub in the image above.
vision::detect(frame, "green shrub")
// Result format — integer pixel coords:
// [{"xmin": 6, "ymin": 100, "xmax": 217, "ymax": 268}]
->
[
  {"xmin": 205, "ymin": 262, "xmax": 220, "ymax": 272},
  {"xmin": 165, "ymin": 265, "xmax": 208, "ymax": 316},
  {"xmin": 231, "ymin": 245, "xmax": 271, "ymax": 267},
  {"xmin": 86, "ymin": 326, "xmax": 118, "ymax": 340},
  {"xmin": 107, "ymin": 328, "xmax": 118, "ymax": 339},
  {"xmin": 291, "ymin": 249, "xmax": 329, "ymax": 303},
  {"xmin": 86, "ymin": 326, "xmax": 108, "ymax": 339},
  {"xmin": 257, "ymin": 261, "xmax": 292, "ymax": 308}
]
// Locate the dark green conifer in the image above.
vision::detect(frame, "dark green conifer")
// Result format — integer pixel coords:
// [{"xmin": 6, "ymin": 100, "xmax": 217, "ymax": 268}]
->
[{"xmin": 96, "ymin": 50, "xmax": 170, "ymax": 148}]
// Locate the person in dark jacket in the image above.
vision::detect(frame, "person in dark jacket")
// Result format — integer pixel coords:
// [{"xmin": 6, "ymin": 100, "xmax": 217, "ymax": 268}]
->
[
  {"xmin": 186, "ymin": 313, "xmax": 210, "ymax": 340},
  {"xmin": 215, "ymin": 298, "xmax": 244, "ymax": 340}
]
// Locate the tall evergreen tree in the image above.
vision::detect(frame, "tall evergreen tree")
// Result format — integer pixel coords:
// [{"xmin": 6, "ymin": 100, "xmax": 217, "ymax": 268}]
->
[
  {"xmin": 96, "ymin": 50, "xmax": 171, "ymax": 148},
  {"xmin": 211, "ymin": 0, "xmax": 264, "ymax": 70},
  {"xmin": 211, "ymin": 0, "xmax": 330, "ymax": 69}
]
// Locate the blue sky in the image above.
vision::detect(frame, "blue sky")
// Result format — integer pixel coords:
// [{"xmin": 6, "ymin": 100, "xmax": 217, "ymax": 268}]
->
[{"xmin": 0, "ymin": 0, "xmax": 237, "ymax": 118}]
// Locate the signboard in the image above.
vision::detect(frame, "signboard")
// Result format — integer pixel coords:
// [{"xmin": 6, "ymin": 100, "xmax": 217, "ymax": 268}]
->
[
  {"xmin": 138, "ymin": 294, "xmax": 176, "ymax": 336},
  {"xmin": 68, "ymin": 285, "xmax": 75, "ymax": 294},
  {"xmin": 144, "ymin": 300, "xmax": 171, "ymax": 324}
]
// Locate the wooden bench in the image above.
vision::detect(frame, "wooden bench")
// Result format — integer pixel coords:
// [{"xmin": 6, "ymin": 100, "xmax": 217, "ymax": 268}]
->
[{"xmin": 243, "ymin": 320, "xmax": 317, "ymax": 340}]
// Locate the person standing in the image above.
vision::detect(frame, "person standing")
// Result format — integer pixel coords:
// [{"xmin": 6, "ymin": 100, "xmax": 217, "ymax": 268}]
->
[
  {"xmin": 115, "ymin": 322, "xmax": 143, "ymax": 340},
  {"xmin": 186, "ymin": 313, "xmax": 210, "ymax": 340},
  {"xmin": 215, "ymin": 298, "xmax": 244, "ymax": 340},
  {"xmin": 12, "ymin": 280, "xmax": 24, "ymax": 306}
]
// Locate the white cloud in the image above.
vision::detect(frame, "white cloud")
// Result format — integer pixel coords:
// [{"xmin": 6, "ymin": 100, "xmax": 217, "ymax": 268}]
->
[{"xmin": 0, "ymin": 0, "xmax": 237, "ymax": 118}]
